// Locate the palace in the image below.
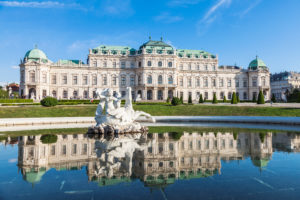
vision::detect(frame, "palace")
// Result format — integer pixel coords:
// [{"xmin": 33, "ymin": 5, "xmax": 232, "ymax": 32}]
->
[{"xmin": 19, "ymin": 38, "xmax": 270, "ymax": 102}]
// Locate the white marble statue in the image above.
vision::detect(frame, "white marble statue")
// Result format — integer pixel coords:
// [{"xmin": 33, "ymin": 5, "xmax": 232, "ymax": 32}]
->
[{"xmin": 94, "ymin": 87, "xmax": 155, "ymax": 133}]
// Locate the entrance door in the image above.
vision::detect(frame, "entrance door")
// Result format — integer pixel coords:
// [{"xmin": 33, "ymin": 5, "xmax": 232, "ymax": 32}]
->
[{"xmin": 147, "ymin": 90, "xmax": 153, "ymax": 100}]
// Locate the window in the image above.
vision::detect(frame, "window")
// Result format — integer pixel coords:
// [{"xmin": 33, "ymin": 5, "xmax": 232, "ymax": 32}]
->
[
  {"xmin": 204, "ymin": 78, "xmax": 208, "ymax": 87},
  {"xmin": 113, "ymin": 61, "xmax": 117, "ymax": 68},
  {"xmin": 147, "ymin": 61, "xmax": 152, "ymax": 67},
  {"xmin": 169, "ymin": 143, "xmax": 174, "ymax": 151},
  {"xmin": 188, "ymin": 78, "xmax": 192, "ymax": 87},
  {"xmin": 168, "ymin": 62, "xmax": 172, "ymax": 67},
  {"xmin": 52, "ymin": 90, "xmax": 57, "ymax": 98},
  {"xmin": 121, "ymin": 76, "xmax": 126, "ymax": 86},
  {"xmin": 73, "ymin": 91, "xmax": 78, "ymax": 98},
  {"xmin": 84, "ymin": 91, "xmax": 88, "ymax": 99},
  {"xmin": 82, "ymin": 144, "xmax": 87, "ymax": 155},
  {"xmin": 228, "ymin": 92, "xmax": 232, "ymax": 99},
  {"xmin": 205, "ymin": 65, "xmax": 208, "ymax": 71},
  {"xmin": 121, "ymin": 61, "xmax": 126, "ymax": 68},
  {"xmin": 51, "ymin": 145, "xmax": 55, "ymax": 155},
  {"xmin": 21, "ymin": 72, "xmax": 25, "ymax": 82},
  {"xmin": 252, "ymin": 77, "xmax": 257, "ymax": 87},
  {"xmin": 42, "ymin": 73, "xmax": 47, "ymax": 83},
  {"xmin": 262, "ymin": 77, "xmax": 266, "ymax": 86},
  {"xmin": 180, "ymin": 64, "xmax": 183, "ymax": 70},
  {"xmin": 103, "ymin": 61, "xmax": 107, "ymax": 68},
  {"xmin": 205, "ymin": 92, "xmax": 208, "ymax": 99},
  {"xmin": 236, "ymin": 79, "xmax": 239, "ymax": 87},
  {"xmin": 112, "ymin": 76, "xmax": 117, "ymax": 86},
  {"xmin": 197, "ymin": 65, "xmax": 200, "ymax": 70},
  {"xmin": 220, "ymin": 92, "xmax": 224, "ymax": 99},
  {"xmin": 42, "ymin": 90, "xmax": 47, "ymax": 97},
  {"xmin": 243, "ymin": 79, "xmax": 247, "ymax": 87},
  {"xmin": 180, "ymin": 77, "xmax": 183, "ymax": 86},
  {"xmin": 213, "ymin": 65, "xmax": 216, "ymax": 71},
  {"xmin": 188, "ymin": 64, "xmax": 192, "ymax": 70},
  {"xmin": 138, "ymin": 61, "xmax": 141, "ymax": 67},
  {"xmin": 196, "ymin": 78, "xmax": 200, "ymax": 87},
  {"xmin": 61, "ymin": 145, "xmax": 66, "ymax": 155},
  {"xmin": 73, "ymin": 76, "xmax": 78, "ymax": 85},
  {"xmin": 168, "ymin": 76, "xmax": 173, "ymax": 84},
  {"xmin": 63, "ymin": 90, "xmax": 68, "ymax": 99},
  {"xmin": 243, "ymin": 92, "xmax": 247, "ymax": 100},
  {"xmin": 72, "ymin": 144, "xmax": 77, "ymax": 154},
  {"xmin": 158, "ymin": 75, "xmax": 163, "ymax": 84},
  {"xmin": 197, "ymin": 141, "xmax": 201, "ymax": 150},
  {"xmin": 103, "ymin": 76, "xmax": 107, "ymax": 85},
  {"xmin": 212, "ymin": 79, "xmax": 216, "ymax": 87},
  {"xmin": 30, "ymin": 72, "xmax": 35, "ymax": 82},
  {"xmin": 92, "ymin": 76, "xmax": 97, "ymax": 85},
  {"xmin": 83, "ymin": 75, "xmax": 88, "ymax": 85},
  {"xmin": 219, "ymin": 78, "xmax": 224, "ymax": 87},
  {"xmin": 51, "ymin": 75, "xmax": 56, "ymax": 84},
  {"xmin": 130, "ymin": 62, "xmax": 135, "ymax": 68},
  {"xmin": 93, "ymin": 61, "xmax": 97, "ymax": 67},
  {"xmin": 62, "ymin": 75, "xmax": 67, "ymax": 85},
  {"xmin": 138, "ymin": 75, "xmax": 141, "ymax": 85},
  {"xmin": 158, "ymin": 61, "xmax": 162, "ymax": 67},
  {"xmin": 227, "ymin": 79, "xmax": 232, "ymax": 87},
  {"xmin": 147, "ymin": 75, "xmax": 152, "ymax": 84},
  {"xmin": 130, "ymin": 76, "xmax": 135, "ymax": 86}
]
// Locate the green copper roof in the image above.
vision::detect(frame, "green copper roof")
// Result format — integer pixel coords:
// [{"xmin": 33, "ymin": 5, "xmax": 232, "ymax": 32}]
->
[
  {"xmin": 252, "ymin": 158, "xmax": 270, "ymax": 168},
  {"xmin": 24, "ymin": 169, "xmax": 46, "ymax": 184},
  {"xmin": 96, "ymin": 176, "xmax": 131, "ymax": 186},
  {"xmin": 139, "ymin": 39, "xmax": 174, "ymax": 50},
  {"xmin": 177, "ymin": 49, "xmax": 215, "ymax": 58},
  {"xmin": 92, "ymin": 45, "xmax": 136, "ymax": 54},
  {"xmin": 24, "ymin": 48, "xmax": 48, "ymax": 63},
  {"xmin": 57, "ymin": 59, "xmax": 84, "ymax": 65},
  {"xmin": 248, "ymin": 57, "xmax": 268, "ymax": 70}
]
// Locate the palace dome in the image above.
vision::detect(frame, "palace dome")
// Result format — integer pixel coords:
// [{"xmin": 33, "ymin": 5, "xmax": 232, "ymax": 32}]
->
[
  {"xmin": 248, "ymin": 56, "xmax": 268, "ymax": 70},
  {"xmin": 24, "ymin": 47, "xmax": 48, "ymax": 63},
  {"xmin": 139, "ymin": 37, "xmax": 174, "ymax": 50}
]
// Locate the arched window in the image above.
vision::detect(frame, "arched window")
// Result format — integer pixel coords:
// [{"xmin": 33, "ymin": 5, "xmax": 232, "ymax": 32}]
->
[
  {"xmin": 168, "ymin": 62, "xmax": 172, "ymax": 67},
  {"xmin": 147, "ymin": 61, "xmax": 152, "ymax": 67},
  {"xmin": 168, "ymin": 76, "xmax": 173, "ymax": 84},
  {"xmin": 52, "ymin": 90, "xmax": 57, "ymax": 98},
  {"xmin": 147, "ymin": 75, "xmax": 152, "ymax": 84},
  {"xmin": 196, "ymin": 78, "xmax": 200, "ymax": 87},
  {"xmin": 63, "ymin": 90, "xmax": 68, "ymax": 99},
  {"xmin": 83, "ymin": 91, "xmax": 88, "ymax": 99},
  {"xmin": 158, "ymin": 61, "xmax": 162, "ymax": 67},
  {"xmin": 73, "ymin": 91, "xmax": 78, "ymax": 98},
  {"xmin": 158, "ymin": 75, "xmax": 163, "ymax": 84},
  {"xmin": 30, "ymin": 71, "xmax": 35, "ymax": 82}
]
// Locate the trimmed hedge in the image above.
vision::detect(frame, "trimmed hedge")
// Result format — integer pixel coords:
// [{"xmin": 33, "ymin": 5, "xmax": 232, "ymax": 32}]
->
[
  {"xmin": 212, "ymin": 93, "xmax": 218, "ymax": 104},
  {"xmin": 199, "ymin": 94, "xmax": 204, "ymax": 103},
  {"xmin": 0, "ymin": 99, "xmax": 33, "ymax": 103},
  {"xmin": 40, "ymin": 134, "xmax": 58, "ymax": 144},
  {"xmin": 171, "ymin": 97, "xmax": 181, "ymax": 106},
  {"xmin": 257, "ymin": 90, "xmax": 265, "ymax": 104},
  {"xmin": 41, "ymin": 97, "xmax": 58, "ymax": 107},
  {"xmin": 231, "ymin": 92, "xmax": 238, "ymax": 104}
]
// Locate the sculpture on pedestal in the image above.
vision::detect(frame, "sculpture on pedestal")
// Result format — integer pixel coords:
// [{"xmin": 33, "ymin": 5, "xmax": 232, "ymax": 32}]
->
[{"xmin": 88, "ymin": 87, "xmax": 155, "ymax": 135}]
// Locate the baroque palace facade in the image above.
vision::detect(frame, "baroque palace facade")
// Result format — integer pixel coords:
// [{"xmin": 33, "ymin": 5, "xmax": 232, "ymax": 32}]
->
[{"xmin": 19, "ymin": 38, "xmax": 270, "ymax": 101}]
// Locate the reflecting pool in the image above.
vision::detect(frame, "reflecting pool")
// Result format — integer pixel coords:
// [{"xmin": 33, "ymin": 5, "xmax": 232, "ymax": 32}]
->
[{"xmin": 1, "ymin": 129, "xmax": 300, "ymax": 200}]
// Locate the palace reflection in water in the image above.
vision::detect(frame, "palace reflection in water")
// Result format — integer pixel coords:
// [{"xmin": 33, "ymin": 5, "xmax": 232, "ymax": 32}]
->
[{"xmin": 9, "ymin": 131, "xmax": 300, "ymax": 188}]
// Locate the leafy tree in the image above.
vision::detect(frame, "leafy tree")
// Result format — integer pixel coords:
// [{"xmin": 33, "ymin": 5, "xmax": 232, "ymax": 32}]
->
[
  {"xmin": 166, "ymin": 97, "xmax": 170, "ymax": 103},
  {"xmin": 231, "ymin": 92, "xmax": 238, "ymax": 104},
  {"xmin": 188, "ymin": 95, "xmax": 192, "ymax": 104},
  {"xmin": 257, "ymin": 90, "xmax": 265, "ymax": 104},
  {"xmin": 223, "ymin": 95, "xmax": 227, "ymax": 103},
  {"xmin": 41, "ymin": 97, "xmax": 58, "ymax": 107},
  {"xmin": 271, "ymin": 93, "xmax": 276, "ymax": 103},
  {"xmin": 212, "ymin": 93, "xmax": 218, "ymax": 104},
  {"xmin": 297, "ymin": 93, "xmax": 300, "ymax": 103},
  {"xmin": 199, "ymin": 94, "xmax": 204, "ymax": 103},
  {"xmin": 171, "ymin": 97, "xmax": 181, "ymax": 106}
]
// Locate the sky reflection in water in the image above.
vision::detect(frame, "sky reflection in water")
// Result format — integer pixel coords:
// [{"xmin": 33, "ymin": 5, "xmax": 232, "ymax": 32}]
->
[{"xmin": 1, "ymin": 130, "xmax": 300, "ymax": 200}]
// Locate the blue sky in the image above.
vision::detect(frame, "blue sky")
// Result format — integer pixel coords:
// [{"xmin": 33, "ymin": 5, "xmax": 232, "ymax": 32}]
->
[{"xmin": 0, "ymin": 0, "xmax": 300, "ymax": 83}]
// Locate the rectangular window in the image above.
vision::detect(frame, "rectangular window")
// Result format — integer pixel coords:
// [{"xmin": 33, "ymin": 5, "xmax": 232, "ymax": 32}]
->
[
  {"xmin": 180, "ymin": 64, "xmax": 183, "ymax": 70},
  {"xmin": 130, "ymin": 62, "xmax": 135, "ymax": 68},
  {"xmin": 103, "ymin": 61, "xmax": 107, "ymax": 68},
  {"xmin": 42, "ymin": 74, "xmax": 47, "ymax": 83},
  {"xmin": 212, "ymin": 79, "xmax": 216, "ymax": 87},
  {"xmin": 130, "ymin": 76, "xmax": 135, "ymax": 86},
  {"xmin": 243, "ymin": 79, "xmax": 247, "ymax": 87},
  {"xmin": 121, "ymin": 76, "xmax": 126, "ymax": 86},
  {"xmin": 204, "ymin": 78, "xmax": 208, "ymax": 87},
  {"xmin": 236, "ymin": 79, "xmax": 239, "ymax": 87},
  {"xmin": 113, "ymin": 62, "xmax": 116, "ymax": 68},
  {"xmin": 51, "ymin": 75, "xmax": 56, "ymax": 84},
  {"xmin": 219, "ymin": 78, "xmax": 224, "ymax": 87},
  {"xmin": 62, "ymin": 75, "xmax": 67, "ymax": 85},
  {"xmin": 252, "ymin": 77, "xmax": 257, "ymax": 87},
  {"xmin": 180, "ymin": 78, "xmax": 183, "ymax": 86},
  {"xmin": 188, "ymin": 78, "xmax": 192, "ymax": 87},
  {"xmin": 73, "ymin": 76, "xmax": 78, "ymax": 85},
  {"xmin": 103, "ymin": 76, "xmax": 107, "ymax": 85},
  {"xmin": 61, "ymin": 145, "xmax": 66, "ymax": 155},
  {"xmin": 205, "ymin": 92, "xmax": 208, "ymax": 99},
  {"xmin": 227, "ymin": 79, "xmax": 232, "ymax": 87},
  {"xmin": 83, "ymin": 75, "xmax": 88, "ymax": 85},
  {"xmin": 82, "ymin": 144, "xmax": 87, "ymax": 155},
  {"xmin": 112, "ymin": 76, "xmax": 117, "ymax": 86},
  {"xmin": 121, "ymin": 61, "xmax": 126, "ymax": 68},
  {"xmin": 92, "ymin": 76, "xmax": 97, "ymax": 85},
  {"xmin": 30, "ymin": 72, "xmax": 35, "ymax": 82},
  {"xmin": 51, "ymin": 145, "xmax": 55, "ymax": 155},
  {"xmin": 72, "ymin": 144, "xmax": 77, "ymax": 154}
]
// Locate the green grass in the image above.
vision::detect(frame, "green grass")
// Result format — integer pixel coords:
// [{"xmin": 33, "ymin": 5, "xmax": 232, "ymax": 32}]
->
[{"xmin": 0, "ymin": 104, "xmax": 300, "ymax": 118}]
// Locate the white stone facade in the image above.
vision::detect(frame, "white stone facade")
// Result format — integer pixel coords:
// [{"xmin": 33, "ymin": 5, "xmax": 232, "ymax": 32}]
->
[{"xmin": 19, "ymin": 39, "xmax": 271, "ymax": 102}]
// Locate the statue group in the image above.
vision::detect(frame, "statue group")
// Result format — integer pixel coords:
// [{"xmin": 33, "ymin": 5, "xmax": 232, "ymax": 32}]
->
[{"xmin": 88, "ymin": 87, "xmax": 155, "ymax": 135}]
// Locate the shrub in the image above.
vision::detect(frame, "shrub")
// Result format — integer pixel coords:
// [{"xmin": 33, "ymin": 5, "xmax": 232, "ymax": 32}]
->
[
  {"xmin": 223, "ymin": 96, "xmax": 227, "ymax": 103},
  {"xmin": 252, "ymin": 95, "xmax": 257, "ymax": 102},
  {"xmin": 171, "ymin": 97, "xmax": 181, "ymax": 106},
  {"xmin": 237, "ymin": 95, "xmax": 240, "ymax": 103},
  {"xmin": 188, "ymin": 95, "xmax": 192, "ymax": 104},
  {"xmin": 297, "ymin": 93, "xmax": 300, "ymax": 103},
  {"xmin": 180, "ymin": 95, "xmax": 183, "ymax": 104},
  {"xmin": 231, "ymin": 92, "xmax": 238, "ymax": 104},
  {"xmin": 166, "ymin": 97, "xmax": 170, "ymax": 104},
  {"xmin": 40, "ymin": 134, "xmax": 58, "ymax": 144},
  {"xmin": 0, "ymin": 99, "xmax": 33, "ymax": 103},
  {"xmin": 199, "ymin": 94, "xmax": 204, "ymax": 103},
  {"xmin": 212, "ymin": 93, "xmax": 218, "ymax": 104},
  {"xmin": 40, "ymin": 97, "xmax": 58, "ymax": 107},
  {"xmin": 257, "ymin": 90, "xmax": 265, "ymax": 104},
  {"xmin": 271, "ymin": 94, "xmax": 276, "ymax": 103}
]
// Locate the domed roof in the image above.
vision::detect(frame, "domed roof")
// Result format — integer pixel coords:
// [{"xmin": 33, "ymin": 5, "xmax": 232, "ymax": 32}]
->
[
  {"xmin": 24, "ymin": 47, "xmax": 48, "ymax": 63},
  {"xmin": 252, "ymin": 158, "xmax": 270, "ymax": 168},
  {"xmin": 24, "ymin": 169, "xmax": 46, "ymax": 184},
  {"xmin": 248, "ymin": 56, "xmax": 268, "ymax": 70},
  {"xmin": 139, "ymin": 37, "xmax": 173, "ymax": 50}
]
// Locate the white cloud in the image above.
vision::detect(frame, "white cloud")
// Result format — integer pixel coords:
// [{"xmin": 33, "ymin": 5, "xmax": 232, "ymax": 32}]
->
[
  {"xmin": 154, "ymin": 12, "xmax": 183, "ymax": 23},
  {"xmin": 0, "ymin": 1, "xmax": 81, "ymax": 9},
  {"xmin": 8, "ymin": 158, "xmax": 17, "ymax": 163},
  {"xmin": 11, "ymin": 65, "xmax": 19, "ymax": 69},
  {"xmin": 239, "ymin": 0, "xmax": 262, "ymax": 17},
  {"xmin": 101, "ymin": 0, "xmax": 134, "ymax": 16},
  {"xmin": 167, "ymin": 0, "xmax": 202, "ymax": 7}
]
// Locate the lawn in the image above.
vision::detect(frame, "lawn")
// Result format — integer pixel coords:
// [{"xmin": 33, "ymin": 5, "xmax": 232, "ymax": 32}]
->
[{"xmin": 0, "ymin": 104, "xmax": 300, "ymax": 118}]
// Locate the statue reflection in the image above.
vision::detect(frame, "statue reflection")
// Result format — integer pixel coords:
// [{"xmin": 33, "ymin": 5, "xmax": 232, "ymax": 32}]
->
[{"xmin": 15, "ymin": 131, "xmax": 300, "ymax": 188}]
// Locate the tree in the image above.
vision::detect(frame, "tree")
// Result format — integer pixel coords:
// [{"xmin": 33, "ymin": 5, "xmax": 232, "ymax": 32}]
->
[
  {"xmin": 166, "ymin": 97, "xmax": 170, "ymax": 103},
  {"xmin": 180, "ymin": 95, "xmax": 183, "ymax": 104},
  {"xmin": 231, "ymin": 92, "xmax": 238, "ymax": 104},
  {"xmin": 199, "ymin": 94, "xmax": 204, "ymax": 103},
  {"xmin": 171, "ymin": 97, "xmax": 181, "ymax": 106},
  {"xmin": 252, "ymin": 94, "xmax": 257, "ymax": 102},
  {"xmin": 271, "ymin": 93, "xmax": 276, "ymax": 103},
  {"xmin": 223, "ymin": 95, "xmax": 227, "ymax": 103},
  {"xmin": 188, "ymin": 95, "xmax": 192, "ymax": 104},
  {"xmin": 297, "ymin": 93, "xmax": 300, "ymax": 103},
  {"xmin": 41, "ymin": 97, "xmax": 58, "ymax": 107},
  {"xmin": 212, "ymin": 93, "xmax": 218, "ymax": 104},
  {"xmin": 257, "ymin": 90, "xmax": 265, "ymax": 104}
]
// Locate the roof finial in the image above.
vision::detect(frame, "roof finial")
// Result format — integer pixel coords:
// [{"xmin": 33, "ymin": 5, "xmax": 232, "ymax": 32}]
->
[
  {"xmin": 34, "ymin": 44, "xmax": 38, "ymax": 49},
  {"xmin": 160, "ymin": 36, "xmax": 163, "ymax": 41},
  {"xmin": 149, "ymin": 36, "xmax": 152, "ymax": 41}
]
